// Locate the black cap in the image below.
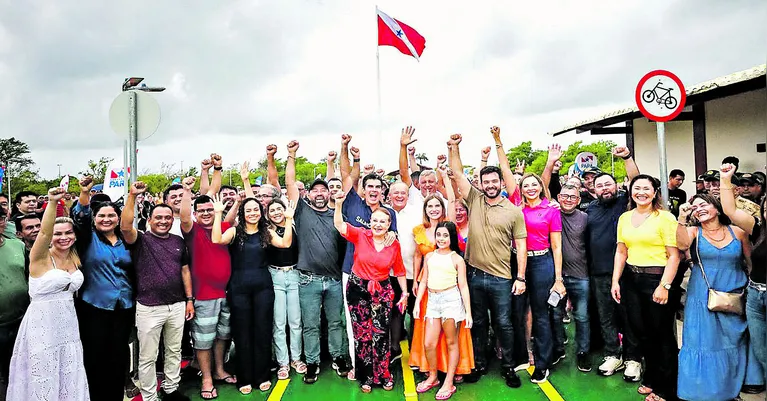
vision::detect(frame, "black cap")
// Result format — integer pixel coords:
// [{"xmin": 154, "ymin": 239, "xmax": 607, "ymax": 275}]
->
[
  {"xmin": 696, "ymin": 174, "xmax": 705, "ymax": 182},
  {"xmin": 309, "ymin": 178, "xmax": 329, "ymax": 191},
  {"xmin": 581, "ymin": 167, "xmax": 602, "ymax": 177},
  {"xmin": 740, "ymin": 173, "xmax": 764, "ymax": 186},
  {"xmin": 702, "ymin": 170, "xmax": 719, "ymax": 181},
  {"xmin": 753, "ymin": 172, "xmax": 766, "ymax": 186}
]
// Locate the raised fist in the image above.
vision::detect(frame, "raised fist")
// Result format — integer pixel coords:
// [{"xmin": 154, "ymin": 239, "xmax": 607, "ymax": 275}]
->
[
  {"xmin": 182, "ymin": 176, "xmax": 196, "ymax": 190},
  {"xmin": 130, "ymin": 181, "xmax": 147, "ymax": 196},
  {"xmin": 447, "ymin": 134, "xmax": 462, "ymax": 146},
  {"xmin": 327, "ymin": 151, "xmax": 337, "ymax": 163},
  {"xmin": 266, "ymin": 144, "xmax": 278, "ymax": 156},
  {"xmin": 287, "ymin": 140, "xmax": 299, "ymax": 154},
  {"xmin": 79, "ymin": 176, "xmax": 95, "ymax": 192},
  {"xmin": 201, "ymin": 158, "xmax": 213, "ymax": 171},
  {"xmin": 341, "ymin": 134, "xmax": 352, "ymax": 146},
  {"xmin": 210, "ymin": 154, "xmax": 223, "ymax": 168},
  {"xmin": 350, "ymin": 146, "xmax": 360, "ymax": 159}
]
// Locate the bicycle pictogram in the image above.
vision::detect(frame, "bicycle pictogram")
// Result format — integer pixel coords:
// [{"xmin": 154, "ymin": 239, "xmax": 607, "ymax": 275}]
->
[{"xmin": 642, "ymin": 81, "xmax": 678, "ymax": 110}]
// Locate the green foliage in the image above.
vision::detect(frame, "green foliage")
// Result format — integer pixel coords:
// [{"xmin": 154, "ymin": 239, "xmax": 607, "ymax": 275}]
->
[
  {"xmin": 79, "ymin": 157, "xmax": 114, "ymax": 184},
  {"xmin": 520, "ymin": 140, "xmax": 628, "ymax": 180}
]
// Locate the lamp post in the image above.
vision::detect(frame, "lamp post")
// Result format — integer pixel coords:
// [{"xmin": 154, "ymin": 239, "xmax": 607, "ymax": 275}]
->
[{"xmin": 57, "ymin": 164, "xmax": 62, "ymax": 178}]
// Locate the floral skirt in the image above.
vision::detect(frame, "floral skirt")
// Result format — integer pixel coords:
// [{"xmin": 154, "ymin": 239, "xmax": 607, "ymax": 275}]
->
[{"xmin": 346, "ymin": 274, "xmax": 394, "ymax": 387}]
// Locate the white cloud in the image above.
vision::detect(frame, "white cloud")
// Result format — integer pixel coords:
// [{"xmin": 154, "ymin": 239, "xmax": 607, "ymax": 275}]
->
[{"xmin": 1, "ymin": 0, "xmax": 765, "ymax": 178}]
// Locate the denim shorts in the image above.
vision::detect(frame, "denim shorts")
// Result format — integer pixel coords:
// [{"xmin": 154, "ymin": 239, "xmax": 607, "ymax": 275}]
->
[{"xmin": 425, "ymin": 286, "xmax": 466, "ymax": 323}]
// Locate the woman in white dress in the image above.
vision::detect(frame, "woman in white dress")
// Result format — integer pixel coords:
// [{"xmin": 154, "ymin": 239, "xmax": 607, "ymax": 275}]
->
[{"xmin": 6, "ymin": 187, "xmax": 90, "ymax": 401}]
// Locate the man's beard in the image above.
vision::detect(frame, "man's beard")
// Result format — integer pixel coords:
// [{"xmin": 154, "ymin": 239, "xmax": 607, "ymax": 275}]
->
[
  {"xmin": 598, "ymin": 191, "xmax": 618, "ymax": 205},
  {"xmin": 483, "ymin": 188, "xmax": 500, "ymax": 199},
  {"xmin": 311, "ymin": 197, "xmax": 327, "ymax": 208}
]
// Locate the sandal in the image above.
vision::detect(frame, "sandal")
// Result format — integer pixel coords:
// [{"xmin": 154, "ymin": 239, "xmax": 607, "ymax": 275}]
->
[
  {"xmin": 347, "ymin": 370, "xmax": 356, "ymax": 381},
  {"xmin": 436, "ymin": 386, "xmax": 457, "ymax": 400},
  {"xmin": 200, "ymin": 386, "xmax": 218, "ymax": 400},
  {"xmin": 383, "ymin": 381, "xmax": 394, "ymax": 391},
  {"xmin": 454, "ymin": 375, "xmax": 464, "ymax": 384},
  {"xmin": 638, "ymin": 385, "xmax": 653, "ymax": 395},
  {"xmin": 417, "ymin": 379, "xmax": 441, "ymax": 393},
  {"xmin": 214, "ymin": 374, "xmax": 237, "ymax": 384},
  {"xmin": 361, "ymin": 384, "xmax": 372, "ymax": 393},
  {"xmin": 645, "ymin": 394, "xmax": 665, "ymax": 401},
  {"xmin": 277, "ymin": 366, "xmax": 290, "ymax": 380},
  {"xmin": 259, "ymin": 381, "xmax": 272, "ymax": 392},
  {"xmin": 239, "ymin": 385, "xmax": 253, "ymax": 395},
  {"xmin": 291, "ymin": 360, "xmax": 307, "ymax": 374}
]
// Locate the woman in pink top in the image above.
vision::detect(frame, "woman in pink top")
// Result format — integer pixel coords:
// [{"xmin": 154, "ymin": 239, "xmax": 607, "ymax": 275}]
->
[{"xmin": 518, "ymin": 173, "xmax": 565, "ymax": 383}]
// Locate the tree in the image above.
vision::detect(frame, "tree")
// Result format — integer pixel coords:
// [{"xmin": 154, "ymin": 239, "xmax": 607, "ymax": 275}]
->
[
  {"xmin": 79, "ymin": 157, "xmax": 114, "ymax": 184},
  {"xmin": 0, "ymin": 137, "xmax": 34, "ymax": 173},
  {"xmin": 523, "ymin": 140, "xmax": 628, "ymax": 180},
  {"xmin": 415, "ymin": 153, "xmax": 429, "ymax": 165}
]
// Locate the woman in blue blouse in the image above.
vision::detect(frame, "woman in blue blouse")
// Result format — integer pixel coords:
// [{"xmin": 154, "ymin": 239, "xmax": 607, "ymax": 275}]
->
[{"xmin": 72, "ymin": 176, "xmax": 135, "ymax": 401}]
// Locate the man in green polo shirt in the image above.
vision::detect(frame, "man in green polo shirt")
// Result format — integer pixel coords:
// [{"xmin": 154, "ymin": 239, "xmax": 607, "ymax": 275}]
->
[{"xmin": 0, "ymin": 205, "xmax": 29, "ymax": 401}]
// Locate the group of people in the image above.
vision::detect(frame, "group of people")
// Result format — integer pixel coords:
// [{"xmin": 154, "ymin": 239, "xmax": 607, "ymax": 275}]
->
[{"xmin": 0, "ymin": 126, "xmax": 765, "ymax": 401}]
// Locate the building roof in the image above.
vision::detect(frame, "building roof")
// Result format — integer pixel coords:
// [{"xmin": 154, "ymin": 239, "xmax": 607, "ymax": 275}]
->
[{"xmin": 549, "ymin": 64, "xmax": 767, "ymax": 136}]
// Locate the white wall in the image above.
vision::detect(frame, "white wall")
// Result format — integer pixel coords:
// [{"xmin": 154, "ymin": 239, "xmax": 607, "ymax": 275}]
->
[
  {"xmin": 631, "ymin": 87, "xmax": 766, "ymax": 198},
  {"xmin": 632, "ymin": 118, "xmax": 696, "ymax": 197},
  {"xmin": 705, "ymin": 88, "xmax": 767, "ymax": 174}
]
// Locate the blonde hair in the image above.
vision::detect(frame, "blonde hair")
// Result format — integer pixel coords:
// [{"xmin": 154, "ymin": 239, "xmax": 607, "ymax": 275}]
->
[{"xmin": 52, "ymin": 217, "xmax": 82, "ymax": 268}]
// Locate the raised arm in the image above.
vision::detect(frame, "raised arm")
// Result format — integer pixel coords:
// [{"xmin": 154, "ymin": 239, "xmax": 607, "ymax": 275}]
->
[
  {"xmin": 285, "ymin": 140, "xmax": 300, "ymax": 203},
  {"xmin": 199, "ymin": 158, "xmax": 213, "ymax": 196},
  {"xmin": 344, "ymin": 146, "xmax": 361, "ymax": 193},
  {"xmin": 77, "ymin": 175, "xmax": 95, "ymax": 208},
  {"xmin": 340, "ymin": 134, "xmax": 352, "ymax": 177},
  {"xmin": 408, "ymin": 146, "xmax": 419, "ymax": 175},
  {"xmin": 439, "ymin": 166, "xmax": 457, "ymax": 222},
  {"xmin": 266, "ymin": 144, "xmax": 281, "ymax": 189},
  {"xmin": 480, "ymin": 146, "xmax": 490, "ymax": 170},
  {"xmin": 447, "ymin": 134, "xmax": 473, "ymax": 196},
  {"xmin": 542, "ymin": 144, "xmax": 562, "ymax": 191},
  {"xmin": 491, "ymin": 126, "xmax": 518, "ymax": 196},
  {"xmin": 399, "ymin": 127, "xmax": 416, "ymax": 186},
  {"xmin": 180, "ymin": 176, "xmax": 196, "ymax": 234},
  {"xmin": 613, "ymin": 147, "xmax": 639, "ymax": 180},
  {"xmin": 211, "ymin": 195, "xmax": 237, "ymax": 245},
  {"xmin": 29, "ymin": 187, "xmax": 65, "ymax": 271},
  {"xmin": 333, "ymin": 192, "xmax": 348, "ymax": 236},
  {"xmin": 239, "ymin": 160, "xmax": 255, "ymax": 199},
  {"xmin": 720, "ymin": 163, "xmax": 755, "ymax": 234},
  {"xmin": 121, "ymin": 182, "xmax": 146, "ymax": 245},
  {"xmin": 269, "ymin": 202, "xmax": 295, "ymax": 248},
  {"xmin": 206, "ymin": 153, "xmax": 224, "ymax": 197},
  {"xmin": 326, "ymin": 151, "xmax": 337, "ymax": 180}
]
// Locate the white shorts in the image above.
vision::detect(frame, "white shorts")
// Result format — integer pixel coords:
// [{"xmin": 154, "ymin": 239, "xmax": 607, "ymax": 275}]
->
[{"xmin": 424, "ymin": 286, "xmax": 466, "ymax": 323}]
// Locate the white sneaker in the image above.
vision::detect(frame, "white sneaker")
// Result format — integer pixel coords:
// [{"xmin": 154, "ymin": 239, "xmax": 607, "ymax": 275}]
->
[
  {"xmin": 598, "ymin": 356, "xmax": 624, "ymax": 376},
  {"xmin": 623, "ymin": 360, "xmax": 642, "ymax": 382}
]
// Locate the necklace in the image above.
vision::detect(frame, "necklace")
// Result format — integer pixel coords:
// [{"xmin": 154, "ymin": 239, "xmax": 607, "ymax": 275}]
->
[{"xmin": 703, "ymin": 226, "xmax": 726, "ymax": 242}]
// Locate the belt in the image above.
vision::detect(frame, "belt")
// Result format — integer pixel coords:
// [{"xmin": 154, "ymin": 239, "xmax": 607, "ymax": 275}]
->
[
  {"xmin": 512, "ymin": 248, "xmax": 549, "ymax": 257},
  {"xmin": 627, "ymin": 266, "xmax": 664, "ymax": 275},
  {"xmin": 270, "ymin": 265, "xmax": 295, "ymax": 272},
  {"xmin": 749, "ymin": 280, "xmax": 767, "ymax": 292}
]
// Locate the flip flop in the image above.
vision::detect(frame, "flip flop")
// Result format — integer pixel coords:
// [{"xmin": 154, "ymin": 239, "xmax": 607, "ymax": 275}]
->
[
  {"xmin": 638, "ymin": 385, "xmax": 653, "ymax": 395},
  {"xmin": 239, "ymin": 385, "xmax": 253, "ymax": 395},
  {"xmin": 214, "ymin": 375, "xmax": 237, "ymax": 384},
  {"xmin": 259, "ymin": 381, "xmax": 272, "ymax": 392},
  {"xmin": 436, "ymin": 386, "xmax": 457, "ymax": 400},
  {"xmin": 416, "ymin": 380, "xmax": 441, "ymax": 393},
  {"xmin": 200, "ymin": 387, "xmax": 218, "ymax": 400}
]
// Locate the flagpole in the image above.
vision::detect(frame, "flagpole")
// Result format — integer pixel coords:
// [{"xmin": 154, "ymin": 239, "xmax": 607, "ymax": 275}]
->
[{"xmin": 376, "ymin": 6, "xmax": 383, "ymax": 169}]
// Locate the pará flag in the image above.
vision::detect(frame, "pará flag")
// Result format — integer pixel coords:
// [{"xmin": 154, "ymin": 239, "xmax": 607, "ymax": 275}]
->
[{"xmin": 377, "ymin": 8, "xmax": 426, "ymax": 60}]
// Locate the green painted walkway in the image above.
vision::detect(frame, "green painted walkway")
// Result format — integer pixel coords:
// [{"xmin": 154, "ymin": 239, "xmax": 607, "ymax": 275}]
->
[{"xmin": 175, "ymin": 323, "xmax": 643, "ymax": 401}]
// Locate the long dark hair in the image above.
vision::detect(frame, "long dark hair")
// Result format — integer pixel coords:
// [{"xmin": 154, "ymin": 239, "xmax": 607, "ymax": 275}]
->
[
  {"xmin": 236, "ymin": 198, "xmax": 271, "ymax": 250},
  {"xmin": 91, "ymin": 201, "xmax": 123, "ymax": 238},
  {"xmin": 689, "ymin": 194, "xmax": 732, "ymax": 226},
  {"xmin": 435, "ymin": 221, "xmax": 462, "ymax": 254},
  {"xmin": 266, "ymin": 198, "xmax": 287, "ymax": 226},
  {"xmin": 627, "ymin": 174, "xmax": 664, "ymax": 212},
  {"xmin": 422, "ymin": 195, "xmax": 446, "ymax": 228}
]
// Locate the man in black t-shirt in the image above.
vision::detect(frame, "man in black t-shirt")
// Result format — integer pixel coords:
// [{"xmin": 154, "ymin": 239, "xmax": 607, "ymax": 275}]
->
[{"xmin": 667, "ymin": 169, "xmax": 687, "ymax": 217}]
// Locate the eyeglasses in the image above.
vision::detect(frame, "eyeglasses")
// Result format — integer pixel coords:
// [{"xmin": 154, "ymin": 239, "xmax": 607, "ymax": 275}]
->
[
  {"xmin": 559, "ymin": 195, "xmax": 579, "ymax": 201},
  {"xmin": 196, "ymin": 209, "xmax": 215, "ymax": 214}
]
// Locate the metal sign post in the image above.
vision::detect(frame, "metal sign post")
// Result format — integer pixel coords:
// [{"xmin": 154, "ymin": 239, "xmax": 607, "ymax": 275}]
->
[
  {"xmin": 635, "ymin": 70, "xmax": 686, "ymax": 208},
  {"xmin": 128, "ymin": 91, "xmax": 138, "ymax": 184}
]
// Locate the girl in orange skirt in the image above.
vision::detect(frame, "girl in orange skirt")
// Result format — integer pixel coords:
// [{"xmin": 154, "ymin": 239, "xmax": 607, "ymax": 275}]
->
[{"xmin": 413, "ymin": 221, "xmax": 473, "ymax": 400}]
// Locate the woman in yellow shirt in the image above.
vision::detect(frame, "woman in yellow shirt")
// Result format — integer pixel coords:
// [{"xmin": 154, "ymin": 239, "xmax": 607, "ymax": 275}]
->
[{"xmin": 610, "ymin": 174, "xmax": 680, "ymax": 401}]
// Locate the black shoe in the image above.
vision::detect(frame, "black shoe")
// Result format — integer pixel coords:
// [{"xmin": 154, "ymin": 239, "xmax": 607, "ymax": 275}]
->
[
  {"xmin": 161, "ymin": 390, "xmax": 191, "ymax": 401},
  {"xmin": 530, "ymin": 368, "xmax": 550, "ymax": 384},
  {"xmin": 271, "ymin": 360, "xmax": 279, "ymax": 372},
  {"xmin": 577, "ymin": 353, "xmax": 592, "ymax": 372},
  {"xmin": 332, "ymin": 357, "xmax": 350, "ymax": 376},
  {"xmin": 463, "ymin": 368, "xmax": 486, "ymax": 383},
  {"xmin": 552, "ymin": 351, "xmax": 566, "ymax": 366},
  {"xmin": 742, "ymin": 384, "xmax": 766, "ymax": 394},
  {"xmin": 504, "ymin": 370, "xmax": 521, "ymax": 388},
  {"xmin": 303, "ymin": 363, "xmax": 319, "ymax": 384}
]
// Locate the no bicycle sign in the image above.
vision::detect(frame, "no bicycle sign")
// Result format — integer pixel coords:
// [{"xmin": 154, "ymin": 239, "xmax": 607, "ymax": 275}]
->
[{"xmin": 635, "ymin": 70, "xmax": 686, "ymax": 122}]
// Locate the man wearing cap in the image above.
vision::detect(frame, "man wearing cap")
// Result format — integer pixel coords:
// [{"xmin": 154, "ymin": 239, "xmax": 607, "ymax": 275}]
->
[
  {"xmin": 706, "ymin": 170, "xmax": 760, "ymax": 221},
  {"xmin": 285, "ymin": 139, "xmax": 352, "ymax": 384},
  {"xmin": 695, "ymin": 175, "xmax": 706, "ymax": 195},
  {"xmin": 740, "ymin": 172, "xmax": 765, "ymax": 204},
  {"xmin": 578, "ymin": 167, "xmax": 600, "ymax": 211}
]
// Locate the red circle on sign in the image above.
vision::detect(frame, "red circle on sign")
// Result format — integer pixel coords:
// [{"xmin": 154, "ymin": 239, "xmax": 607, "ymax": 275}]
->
[{"xmin": 635, "ymin": 70, "xmax": 686, "ymax": 122}]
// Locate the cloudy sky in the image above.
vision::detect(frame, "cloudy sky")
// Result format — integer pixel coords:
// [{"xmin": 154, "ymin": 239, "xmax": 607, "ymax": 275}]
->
[{"xmin": 1, "ymin": 0, "xmax": 765, "ymax": 179}]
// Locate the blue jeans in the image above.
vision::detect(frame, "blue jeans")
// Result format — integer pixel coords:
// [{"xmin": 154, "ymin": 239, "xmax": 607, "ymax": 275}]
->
[
  {"xmin": 270, "ymin": 267, "xmax": 303, "ymax": 366},
  {"xmin": 528, "ymin": 253, "xmax": 555, "ymax": 371},
  {"xmin": 746, "ymin": 283, "xmax": 767, "ymax": 385},
  {"xmin": 556, "ymin": 276, "xmax": 590, "ymax": 354},
  {"xmin": 468, "ymin": 267, "xmax": 515, "ymax": 371},
  {"xmin": 298, "ymin": 271, "xmax": 347, "ymax": 365}
]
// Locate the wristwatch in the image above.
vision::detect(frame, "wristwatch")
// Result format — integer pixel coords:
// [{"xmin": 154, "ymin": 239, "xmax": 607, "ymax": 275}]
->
[{"xmin": 661, "ymin": 282, "xmax": 671, "ymax": 290}]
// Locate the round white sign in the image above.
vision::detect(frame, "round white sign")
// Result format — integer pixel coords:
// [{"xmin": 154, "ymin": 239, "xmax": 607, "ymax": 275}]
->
[
  {"xmin": 109, "ymin": 90, "xmax": 161, "ymax": 140},
  {"xmin": 574, "ymin": 152, "xmax": 598, "ymax": 172},
  {"xmin": 635, "ymin": 70, "xmax": 686, "ymax": 122}
]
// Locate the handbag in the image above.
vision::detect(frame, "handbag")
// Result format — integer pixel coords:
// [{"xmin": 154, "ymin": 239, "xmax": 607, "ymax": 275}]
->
[{"xmin": 695, "ymin": 231, "xmax": 745, "ymax": 315}]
